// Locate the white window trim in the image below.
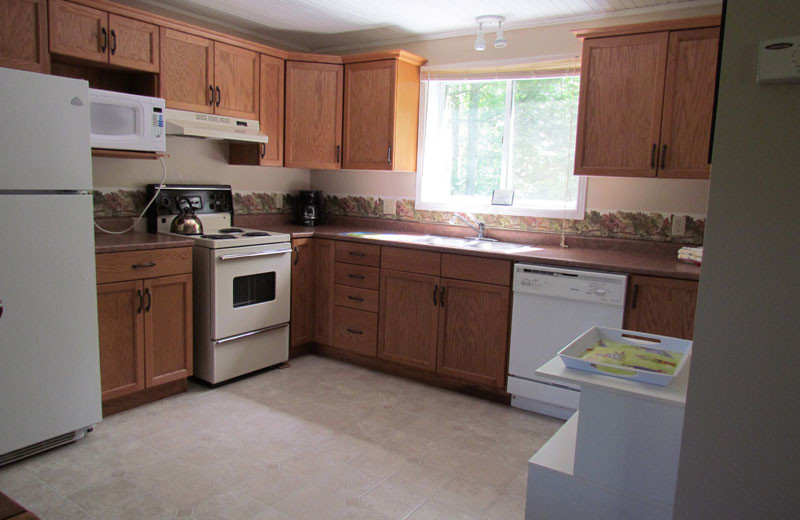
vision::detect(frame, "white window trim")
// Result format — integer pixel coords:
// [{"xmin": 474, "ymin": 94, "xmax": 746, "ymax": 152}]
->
[{"xmin": 414, "ymin": 57, "xmax": 586, "ymax": 220}]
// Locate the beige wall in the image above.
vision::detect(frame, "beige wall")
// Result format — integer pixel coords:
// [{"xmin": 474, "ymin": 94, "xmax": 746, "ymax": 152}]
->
[
  {"xmin": 92, "ymin": 137, "xmax": 310, "ymax": 194},
  {"xmin": 314, "ymin": 3, "xmax": 721, "ymax": 217}
]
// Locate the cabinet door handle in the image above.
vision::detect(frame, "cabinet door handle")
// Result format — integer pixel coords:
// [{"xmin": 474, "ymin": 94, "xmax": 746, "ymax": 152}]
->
[
  {"xmin": 293, "ymin": 246, "xmax": 299, "ymax": 266},
  {"xmin": 101, "ymin": 27, "xmax": 107, "ymax": 53},
  {"xmin": 145, "ymin": 288, "xmax": 152, "ymax": 312},
  {"xmin": 131, "ymin": 262, "xmax": 156, "ymax": 269},
  {"xmin": 335, "ymin": 145, "xmax": 340, "ymax": 164},
  {"xmin": 440, "ymin": 286, "xmax": 445, "ymax": 307},
  {"xmin": 348, "ymin": 295, "xmax": 364, "ymax": 302},
  {"xmin": 0, "ymin": 298, "xmax": 3, "ymax": 321},
  {"xmin": 348, "ymin": 251, "xmax": 365, "ymax": 257},
  {"xmin": 631, "ymin": 284, "xmax": 639, "ymax": 310},
  {"xmin": 433, "ymin": 284, "xmax": 438, "ymax": 306},
  {"xmin": 137, "ymin": 289, "xmax": 143, "ymax": 314},
  {"xmin": 650, "ymin": 144, "xmax": 657, "ymax": 169},
  {"xmin": 215, "ymin": 86, "xmax": 221, "ymax": 107},
  {"xmin": 387, "ymin": 144, "xmax": 392, "ymax": 164},
  {"xmin": 348, "ymin": 273, "xmax": 365, "ymax": 280},
  {"xmin": 660, "ymin": 144, "xmax": 667, "ymax": 169},
  {"xmin": 261, "ymin": 143, "xmax": 266, "ymax": 158},
  {"xmin": 110, "ymin": 29, "xmax": 117, "ymax": 55},
  {"xmin": 346, "ymin": 328, "xmax": 363, "ymax": 335},
  {"xmin": 209, "ymin": 85, "xmax": 214, "ymax": 105}
]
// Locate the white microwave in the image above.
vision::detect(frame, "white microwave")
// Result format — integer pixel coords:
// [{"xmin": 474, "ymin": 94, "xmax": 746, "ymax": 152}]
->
[{"xmin": 88, "ymin": 88, "xmax": 166, "ymax": 152}]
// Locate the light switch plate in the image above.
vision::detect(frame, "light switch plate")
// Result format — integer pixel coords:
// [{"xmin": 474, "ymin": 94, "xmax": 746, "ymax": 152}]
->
[
  {"xmin": 492, "ymin": 189, "xmax": 514, "ymax": 206},
  {"xmin": 382, "ymin": 198, "xmax": 396, "ymax": 215},
  {"xmin": 671, "ymin": 215, "xmax": 687, "ymax": 237},
  {"xmin": 757, "ymin": 36, "xmax": 800, "ymax": 84}
]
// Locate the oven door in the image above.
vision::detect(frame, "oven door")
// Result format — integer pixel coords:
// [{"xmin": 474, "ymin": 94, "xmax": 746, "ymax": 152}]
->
[{"xmin": 211, "ymin": 242, "xmax": 291, "ymax": 340}]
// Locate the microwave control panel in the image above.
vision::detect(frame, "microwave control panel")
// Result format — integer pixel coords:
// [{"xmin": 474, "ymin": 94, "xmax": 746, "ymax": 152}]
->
[{"xmin": 152, "ymin": 107, "xmax": 164, "ymax": 137}]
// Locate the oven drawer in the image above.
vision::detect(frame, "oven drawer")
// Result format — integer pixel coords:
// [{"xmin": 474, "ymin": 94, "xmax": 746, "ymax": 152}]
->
[
  {"xmin": 333, "ymin": 306, "xmax": 377, "ymax": 356},
  {"xmin": 335, "ymin": 241, "xmax": 380, "ymax": 267},
  {"xmin": 96, "ymin": 247, "xmax": 192, "ymax": 284},
  {"xmin": 335, "ymin": 284, "xmax": 379, "ymax": 312},
  {"xmin": 335, "ymin": 263, "xmax": 380, "ymax": 290}
]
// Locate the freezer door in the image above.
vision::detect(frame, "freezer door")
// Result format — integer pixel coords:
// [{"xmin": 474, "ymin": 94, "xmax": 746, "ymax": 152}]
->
[
  {"xmin": 0, "ymin": 194, "xmax": 102, "ymax": 455},
  {"xmin": 0, "ymin": 68, "xmax": 91, "ymax": 191}
]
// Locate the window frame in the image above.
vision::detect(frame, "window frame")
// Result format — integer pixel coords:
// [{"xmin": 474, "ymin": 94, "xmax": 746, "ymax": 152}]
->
[{"xmin": 415, "ymin": 62, "xmax": 586, "ymax": 219}]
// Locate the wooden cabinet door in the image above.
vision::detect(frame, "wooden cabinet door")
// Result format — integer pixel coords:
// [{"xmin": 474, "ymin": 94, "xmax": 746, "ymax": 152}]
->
[
  {"xmin": 159, "ymin": 28, "xmax": 214, "ymax": 113},
  {"xmin": 48, "ymin": 0, "xmax": 108, "ymax": 64},
  {"xmin": 144, "ymin": 274, "xmax": 192, "ymax": 387},
  {"xmin": 624, "ymin": 275, "xmax": 698, "ymax": 340},
  {"xmin": 314, "ymin": 239, "xmax": 336, "ymax": 346},
  {"xmin": 574, "ymin": 32, "xmax": 669, "ymax": 177},
  {"xmin": 97, "ymin": 281, "xmax": 145, "ymax": 401},
  {"xmin": 378, "ymin": 270, "xmax": 439, "ymax": 371},
  {"xmin": 343, "ymin": 59, "xmax": 396, "ymax": 170},
  {"xmin": 291, "ymin": 239, "xmax": 314, "ymax": 347},
  {"xmin": 0, "ymin": 0, "xmax": 49, "ymax": 73},
  {"xmin": 436, "ymin": 279, "xmax": 510, "ymax": 388},
  {"xmin": 259, "ymin": 53, "xmax": 284, "ymax": 165},
  {"xmin": 214, "ymin": 41, "xmax": 258, "ymax": 119},
  {"xmin": 285, "ymin": 61, "xmax": 343, "ymax": 169},
  {"xmin": 107, "ymin": 14, "xmax": 159, "ymax": 73},
  {"xmin": 657, "ymin": 27, "xmax": 719, "ymax": 179}
]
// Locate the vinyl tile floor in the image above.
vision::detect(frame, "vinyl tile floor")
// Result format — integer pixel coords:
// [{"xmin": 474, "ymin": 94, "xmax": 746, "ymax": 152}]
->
[{"xmin": 0, "ymin": 355, "xmax": 563, "ymax": 520}]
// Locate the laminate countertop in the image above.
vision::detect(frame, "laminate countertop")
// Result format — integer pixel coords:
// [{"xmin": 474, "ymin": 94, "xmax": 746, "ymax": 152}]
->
[
  {"xmin": 94, "ymin": 231, "xmax": 195, "ymax": 254},
  {"xmin": 258, "ymin": 224, "xmax": 701, "ymax": 281}
]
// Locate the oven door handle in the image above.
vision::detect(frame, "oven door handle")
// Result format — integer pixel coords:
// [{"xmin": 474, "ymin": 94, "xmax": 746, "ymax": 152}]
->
[
  {"xmin": 218, "ymin": 248, "xmax": 292, "ymax": 261},
  {"xmin": 215, "ymin": 323, "xmax": 289, "ymax": 345}
]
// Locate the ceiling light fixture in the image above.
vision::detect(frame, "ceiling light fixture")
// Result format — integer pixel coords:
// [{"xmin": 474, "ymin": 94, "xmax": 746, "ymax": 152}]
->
[{"xmin": 474, "ymin": 15, "xmax": 507, "ymax": 51}]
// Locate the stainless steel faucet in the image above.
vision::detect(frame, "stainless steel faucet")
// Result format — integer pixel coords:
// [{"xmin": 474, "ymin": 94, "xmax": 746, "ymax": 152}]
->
[{"xmin": 450, "ymin": 213, "xmax": 497, "ymax": 241}]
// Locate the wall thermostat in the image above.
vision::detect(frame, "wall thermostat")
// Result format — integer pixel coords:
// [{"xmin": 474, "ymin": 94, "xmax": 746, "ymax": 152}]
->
[{"xmin": 757, "ymin": 36, "xmax": 800, "ymax": 84}]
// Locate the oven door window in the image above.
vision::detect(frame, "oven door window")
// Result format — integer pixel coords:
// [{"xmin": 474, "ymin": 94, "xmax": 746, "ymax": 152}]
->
[{"xmin": 233, "ymin": 272, "xmax": 276, "ymax": 308}]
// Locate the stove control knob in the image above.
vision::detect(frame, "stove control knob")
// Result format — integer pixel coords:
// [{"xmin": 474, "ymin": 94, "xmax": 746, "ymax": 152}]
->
[
  {"xmin": 160, "ymin": 198, "xmax": 170, "ymax": 207},
  {"xmin": 208, "ymin": 202, "xmax": 216, "ymax": 210},
  {"xmin": 222, "ymin": 202, "xmax": 229, "ymax": 210}
]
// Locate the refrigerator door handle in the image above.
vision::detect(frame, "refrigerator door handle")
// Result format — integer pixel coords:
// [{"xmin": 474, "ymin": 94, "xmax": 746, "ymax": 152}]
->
[{"xmin": 0, "ymin": 298, "xmax": 3, "ymax": 321}]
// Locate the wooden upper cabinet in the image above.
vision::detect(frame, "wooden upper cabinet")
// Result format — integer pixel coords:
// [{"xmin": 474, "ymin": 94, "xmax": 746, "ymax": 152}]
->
[
  {"xmin": 97, "ymin": 280, "xmax": 145, "ymax": 401},
  {"xmin": 658, "ymin": 27, "xmax": 719, "ymax": 179},
  {"xmin": 159, "ymin": 28, "xmax": 214, "ymax": 113},
  {"xmin": 575, "ymin": 32, "xmax": 669, "ymax": 177},
  {"xmin": 107, "ymin": 14, "xmax": 159, "ymax": 73},
  {"xmin": 436, "ymin": 279, "xmax": 510, "ymax": 388},
  {"xmin": 49, "ymin": 0, "xmax": 108, "ymax": 64},
  {"xmin": 378, "ymin": 269, "xmax": 440, "ymax": 371},
  {"xmin": 259, "ymin": 53, "xmax": 284, "ymax": 165},
  {"xmin": 284, "ymin": 61, "xmax": 343, "ymax": 169},
  {"xmin": 0, "ymin": 0, "xmax": 49, "ymax": 73},
  {"xmin": 214, "ymin": 41, "xmax": 258, "ymax": 119},
  {"xmin": 624, "ymin": 275, "xmax": 698, "ymax": 340}
]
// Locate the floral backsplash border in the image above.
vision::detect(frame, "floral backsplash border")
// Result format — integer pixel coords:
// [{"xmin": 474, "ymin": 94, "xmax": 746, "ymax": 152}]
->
[{"xmin": 93, "ymin": 189, "xmax": 704, "ymax": 244}]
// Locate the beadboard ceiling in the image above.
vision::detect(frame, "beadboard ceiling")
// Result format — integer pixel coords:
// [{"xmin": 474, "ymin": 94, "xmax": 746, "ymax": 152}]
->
[{"xmin": 134, "ymin": 0, "xmax": 720, "ymax": 52}]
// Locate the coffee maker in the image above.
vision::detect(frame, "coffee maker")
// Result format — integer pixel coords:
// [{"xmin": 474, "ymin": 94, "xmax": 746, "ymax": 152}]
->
[{"xmin": 296, "ymin": 190, "xmax": 322, "ymax": 226}]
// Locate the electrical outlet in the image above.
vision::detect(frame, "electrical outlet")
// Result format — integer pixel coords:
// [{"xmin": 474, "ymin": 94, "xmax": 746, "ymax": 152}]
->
[
  {"xmin": 382, "ymin": 198, "xmax": 396, "ymax": 215},
  {"xmin": 671, "ymin": 215, "xmax": 687, "ymax": 237},
  {"xmin": 274, "ymin": 194, "xmax": 283, "ymax": 209}
]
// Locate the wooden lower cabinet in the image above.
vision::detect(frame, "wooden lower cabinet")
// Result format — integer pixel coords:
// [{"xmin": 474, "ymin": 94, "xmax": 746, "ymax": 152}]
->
[
  {"xmin": 290, "ymin": 238, "xmax": 314, "ymax": 347},
  {"xmin": 437, "ymin": 279, "xmax": 510, "ymax": 388},
  {"xmin": 95, "ymin": 248, "xmax": 192, "ymax": 412},
  {"xmin": 624, "ymin": 275, "xmax": 698, "ymax": 340},
  {"xmin": 313, "ymin": 239, "xmax": 336, "ymax": 346},
  {"xmin": 378, "ymin": 269, "xmax": 439, "ymax": 371},
  {"xmin": 333, "ymin": 306, "xmax": 378, "ymax": 356}
]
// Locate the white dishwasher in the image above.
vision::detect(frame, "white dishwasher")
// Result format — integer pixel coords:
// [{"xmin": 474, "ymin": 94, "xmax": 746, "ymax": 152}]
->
[{"xmin": 508, "ymin": 263, "xmax": 627, "ymax": 419}]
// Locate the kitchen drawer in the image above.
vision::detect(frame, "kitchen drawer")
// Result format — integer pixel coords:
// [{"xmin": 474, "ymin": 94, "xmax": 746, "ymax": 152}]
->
[
  {"xmin": 335, "ymin": 241, "xmax": 381, "ymax": 267},
  {"xmin": 441, "ymin": 253, "xmax": 511, "ymax": 286},
  {"xmin": 335, "ymin": 262, "xmax": 380, "ymax": 290},
  {"xmin": 381, "ymin": 246, "xmax": 441, "ymax": 276},
  {"xmin": 333, "ymin": 305, "xmax": 377, "ymax": 356},
  {"xmin": 334, "ymin": 284, "xmax": 379, "ymax": 312},
  {"xmin": 96, "ymin": 247, "xmax": 192, "ymax": 284}
]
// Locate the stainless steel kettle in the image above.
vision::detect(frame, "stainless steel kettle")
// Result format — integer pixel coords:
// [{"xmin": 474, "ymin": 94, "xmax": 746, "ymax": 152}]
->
[{"xmin": 170, "ymin": 198, "xmax": 204, "ymax": 235}]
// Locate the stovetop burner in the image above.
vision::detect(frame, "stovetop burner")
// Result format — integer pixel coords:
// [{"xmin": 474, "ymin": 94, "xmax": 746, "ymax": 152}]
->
[
  {"xmin": 243, "ymin": 231, "xmax": 270, "ymax": 237},
  {"xmin": 201, "ymin": 234, "xmax": 236, "ymax": 239},
  {"xmin": 218, "ymin": 228, "xmax": 244, "ymax": 233}
]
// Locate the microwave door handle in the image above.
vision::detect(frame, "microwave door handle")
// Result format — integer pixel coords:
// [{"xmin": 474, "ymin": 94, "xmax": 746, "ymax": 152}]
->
[{"xmin": 218, "ymin": 248, "xmax": 292, "ymax": 261}]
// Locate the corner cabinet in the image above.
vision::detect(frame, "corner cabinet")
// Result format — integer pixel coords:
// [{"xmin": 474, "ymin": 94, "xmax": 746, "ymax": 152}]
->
[
  {"xmin": 290, "ymin": 238, "xmax": 314, "ymax": 349},
  {"xmin": 624, "ymin": 275, "xmax": 698, "ymax": 340},
  {"xmin": 342, "ymin": 51, "xmax": 426, "ymax": 171},
  {"xmin": 95, "ymin": 247, "xmax": 192, "ymax": 414},
  {"xmin": 0, "ymin": 0, "xmax": 49, "ymax": 73},
  {"xmin": 574, "ymin": 17, "xmax": 720, "ymax": 179}
]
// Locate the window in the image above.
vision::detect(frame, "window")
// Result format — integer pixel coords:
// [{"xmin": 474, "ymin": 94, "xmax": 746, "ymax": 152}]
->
[{"xmin": 416, "ymin": 62, "xmax": 585, "ymax": 218}]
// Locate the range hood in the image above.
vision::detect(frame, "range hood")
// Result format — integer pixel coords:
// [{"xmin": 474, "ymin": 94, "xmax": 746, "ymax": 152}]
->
[{"xmin": 165, "ymin": 108, "xmax": 268, "ymax": 144}]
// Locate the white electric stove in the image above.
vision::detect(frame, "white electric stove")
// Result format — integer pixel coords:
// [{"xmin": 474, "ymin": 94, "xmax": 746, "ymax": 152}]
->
[{"xmin": 147, "ymin": 184, "xmax": 291, "ymax": 385}]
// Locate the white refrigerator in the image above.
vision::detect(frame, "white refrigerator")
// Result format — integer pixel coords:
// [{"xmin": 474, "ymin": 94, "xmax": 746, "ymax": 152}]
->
[{"xmin": 0, "ymin": 68, "xmax": 102, "ymax": 464}]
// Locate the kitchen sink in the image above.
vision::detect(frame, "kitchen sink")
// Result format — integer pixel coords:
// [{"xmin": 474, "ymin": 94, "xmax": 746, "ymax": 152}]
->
[
  {"xmin": 462, "ymin": 240, "xmax": 536, "ymax": 252},
  {"xmin": 419, "ymin": 236, "xmax": 474, "ymax": 246},
  {"xmin": 341, "ymin": 232, "xmax": 540, "ymax": 254}
]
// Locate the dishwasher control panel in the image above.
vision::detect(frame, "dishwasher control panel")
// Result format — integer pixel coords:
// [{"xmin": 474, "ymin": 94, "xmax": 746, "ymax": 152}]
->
[{"xmin": 513, "ymin": 263, "xmax": 627, "ymax": 305}]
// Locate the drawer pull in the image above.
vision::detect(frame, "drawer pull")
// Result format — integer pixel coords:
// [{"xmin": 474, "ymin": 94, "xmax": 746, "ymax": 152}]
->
[
  {"xmin": 348, "ymin": 296, "xmax": 364, "ymax": 302},
  {"xmin": 346, "ymin": 328, "xmax": 363, "ymax": 335},
  {"xmin": 132, "ymin": 262, "xmax": 156, "ymax": 269},
  {"xmin": 349, "ymin": 251, "xmax": 366, "ymax": 257},
  {"xmin": 348, "ymin": 273, "xmax": 365, "ymax": 280}
]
